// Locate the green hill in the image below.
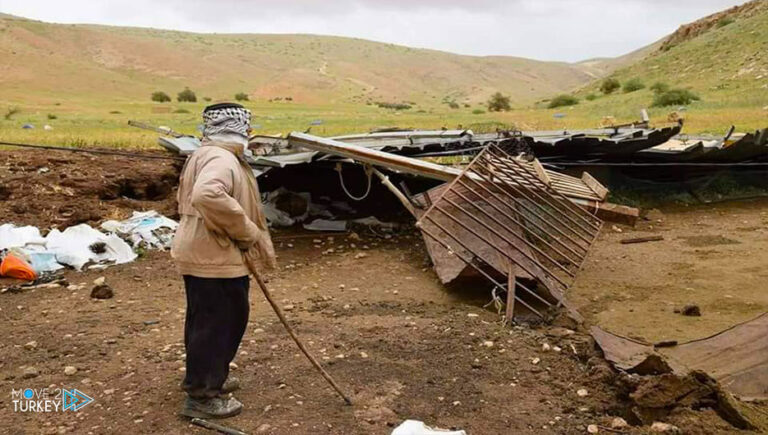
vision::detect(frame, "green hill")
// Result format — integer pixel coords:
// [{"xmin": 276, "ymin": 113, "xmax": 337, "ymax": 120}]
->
[{"xmin": 566, "ymin": 0, "xmax": 768, "ymax": 133}]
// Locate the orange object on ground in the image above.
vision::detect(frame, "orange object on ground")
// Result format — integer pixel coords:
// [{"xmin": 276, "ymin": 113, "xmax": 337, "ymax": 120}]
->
[{"xmin": 0, "ymin": 253, "xmax": 37, "ymax": 281}]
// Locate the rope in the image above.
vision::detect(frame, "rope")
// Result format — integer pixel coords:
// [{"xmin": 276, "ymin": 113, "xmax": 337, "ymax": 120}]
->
[
  {"xmin": 335, "ymin": 163, "xmax": 372, "ymax": 201},
  {"xmin": 0, "ymin": 141, "xmax": 187, "ymax": 161}
]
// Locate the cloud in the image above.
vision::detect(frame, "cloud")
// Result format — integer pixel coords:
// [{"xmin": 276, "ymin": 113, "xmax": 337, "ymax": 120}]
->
[{"xmin": 0, "ymin": 0, "xmax": 746, "ymax": 61}]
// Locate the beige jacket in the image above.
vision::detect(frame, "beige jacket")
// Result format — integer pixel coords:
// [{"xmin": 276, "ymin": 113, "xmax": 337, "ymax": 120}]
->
[{"xmin": 171, "ymin": 138, "xmax": 277, "ymax": 278}]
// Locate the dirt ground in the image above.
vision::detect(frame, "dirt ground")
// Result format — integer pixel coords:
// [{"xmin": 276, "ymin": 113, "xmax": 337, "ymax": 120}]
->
[
  {"xmin": 1, "ymin": 149, "xmax": 766, "ymax": 434},
  {"xmin": 0, "ymin": 150, "xmax": 181, "ymax": 229},
  {"xmin": 570, "ymin": 198, "xmax": 768, "ymax": 343}
]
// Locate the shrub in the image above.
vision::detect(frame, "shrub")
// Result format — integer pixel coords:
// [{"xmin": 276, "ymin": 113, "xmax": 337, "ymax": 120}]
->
[
  {"xmin": 174, "ymin": 108, "xmax": 191, "ymax": 114},
  {"xmin": 447, "ymin": 101, "xmax": 460, "ymax": 109},
  {"xmin": 717, "ymin": 17, "xmax": 734, "ymax": 28},
  {"xmin": 203, "ymin": 97, "xmax": 212, "ymax": 102},
  {"xmin": 4, "ymin": 106, "xmax": 20, "ymax": 120},
  {"xmin": 548, "ymin": 94, "xmax": 579, "ymax": 108},
  {"xmin": 600, "ymin": 78, "xmax": 620, "ymax": 94},
  {"xmin": 487, "ymin": 92, "xmax": 511, "ymax": 112},
  {"xmin": 652, "ymin": 88, "xmax": 700, "ymax": 107},
  {"xmin": 151, "ymin": 91, "xmax": 171, "ymax": 103},
  {"xmin": 650, "ymin": 82, "xmax": 670, "ymax": 94},
  {"xmin": 109, "ymin": 111, "xmax": 122, "ymax": 114},
  {"xmin": 177, "ymin": 88, "xmax": 197, "ymax": 103},
  {"xmin": 375, "ymin": 102, "xmax": 411, "ymax": 110},
  {"xmin": 234, "ymin": 92, "xmax": 249, "ymax": 101},
  {"xmin": 472, "ymin": 109, "xmax": 486, "ymax": 115},
  {"xmin": 623, "ymin": 78, "xmax": 645, "ymax": 93},
  {"xmin": 47, "ymin": 113, "xmax": 57, "ymax": 120},
  {"xmin": 585, "ymin": 94, "xmax": 597, "ymax": 101}
]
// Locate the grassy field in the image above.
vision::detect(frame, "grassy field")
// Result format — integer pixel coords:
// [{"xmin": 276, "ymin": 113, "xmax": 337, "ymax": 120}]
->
[{"xmin": 1, "ymin": 96, "xmax": 763, "ymax": 150}]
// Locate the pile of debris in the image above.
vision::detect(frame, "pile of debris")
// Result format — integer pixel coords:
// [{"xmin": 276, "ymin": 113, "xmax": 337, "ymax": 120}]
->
[
  {"xmin": 137, "ymin": 119, "xmax": 640, "ymax": 322},
  {"xmin": 592, "ymin": 314, "xmax": 768, "ymax": 430},
  {"xmin": 0, "ymin": 211, "xmax": 176, "ymax": 284}
]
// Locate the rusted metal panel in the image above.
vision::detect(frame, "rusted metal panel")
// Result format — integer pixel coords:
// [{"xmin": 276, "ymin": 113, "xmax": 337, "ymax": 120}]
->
[{"xmin": 415, "ymin": 144, "xmax": 602, "ymax": 320}]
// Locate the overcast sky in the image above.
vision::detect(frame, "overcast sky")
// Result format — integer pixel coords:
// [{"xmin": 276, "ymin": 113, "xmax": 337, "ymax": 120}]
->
[{"xmin": 0, "ymin": 0, "xmax": 746, "ymax": 62}]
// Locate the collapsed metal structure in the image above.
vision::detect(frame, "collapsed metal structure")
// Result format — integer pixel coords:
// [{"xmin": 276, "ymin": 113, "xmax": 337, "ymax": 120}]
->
[
  {"xmin": 414, "ymin": 144, "xmax": 601, "ymax": 320},
  {"xmin": 138, "ymin": 121, "xmax": 656, "ymax": 320},
  {"xmin": 285, "ymin": 132, "xmax": 606, "ymax": 321}
]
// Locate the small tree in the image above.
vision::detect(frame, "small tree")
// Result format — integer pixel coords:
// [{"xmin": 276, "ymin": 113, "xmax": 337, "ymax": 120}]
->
[
  {"xmin": 151, "ymin": 91, "xmax": 171, "ymax": 103},
  {"xmin": 600, "ymin": 78, "xmax": 621, "ymax": 95},
  {"xmin": 177, "ymin": 88, "xmax": 197, "ymax": 103},
  {"xmin": 650, "ymin": 82, "xmax": 670, "ymax": 94},
  {"xmin": 487, "ymin": 92, "xmax": 511, "ymax": 112},
  {"xmin": 3, "ymin": 106, "xmax": 20, "ymax": 120},
  {"xmin": 652, "ymin": 88, "xmax": 700, "ymax": 107},
  {"xmin": 235, "ymin": 92, "xmax": 250, "ymax": 102},
  {"xmin": 623, "ymin": 78, "xmax": 645, "ymax": 93},
  {"xmin": 548, "ymin": 94, "xmax": 579, "ymax": 109}
]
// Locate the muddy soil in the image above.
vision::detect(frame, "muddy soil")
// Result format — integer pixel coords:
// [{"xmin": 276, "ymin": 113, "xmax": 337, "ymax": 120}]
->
[{"xmin": 0, "ymin": 150, "xmax": 181, "ymax": 229}]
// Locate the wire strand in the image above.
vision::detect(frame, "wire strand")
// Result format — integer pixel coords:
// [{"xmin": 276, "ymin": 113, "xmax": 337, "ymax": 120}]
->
[
  {"xmin": 0, "ymin": 141, "xmax": 187, "ymax": 161},
  {"xmin": 336, "ymin": 163, "xmax": 372, "ymax": 201}
]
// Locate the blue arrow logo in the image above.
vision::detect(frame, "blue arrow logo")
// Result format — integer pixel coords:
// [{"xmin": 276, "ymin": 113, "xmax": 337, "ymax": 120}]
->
[{"xmin": 62, "ymin": 389, "xmax": 94, "ymax": 411}]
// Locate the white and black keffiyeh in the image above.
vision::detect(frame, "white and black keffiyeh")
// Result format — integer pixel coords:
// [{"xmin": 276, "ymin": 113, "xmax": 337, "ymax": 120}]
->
[{"xmin": 202, "ymin": 103, "xmax": 251, "ymax": 138}]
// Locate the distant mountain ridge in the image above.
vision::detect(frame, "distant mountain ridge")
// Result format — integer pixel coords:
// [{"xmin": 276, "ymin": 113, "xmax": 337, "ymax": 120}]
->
[{"xmin": 0, "ymin": 14, "xmax": 615, "ymax": 105}]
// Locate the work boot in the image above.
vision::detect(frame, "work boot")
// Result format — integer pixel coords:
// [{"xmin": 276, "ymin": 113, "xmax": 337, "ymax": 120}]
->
[
  {"xmin": 180, "ymin": 396, "xmax": 243, "ymax": 419},
  {"xmin": 220, "ymin": 376, "xmax": 241, "ymax": 394}
]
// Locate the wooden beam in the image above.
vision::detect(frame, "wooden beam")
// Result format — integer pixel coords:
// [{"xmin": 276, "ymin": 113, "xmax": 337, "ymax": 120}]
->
[
  {"xmin": 532, "ymin": 159, "xmax": 552, "ymax": 187},
  {"xmin": 581, "ymin": 172, "xmax": 609, "ymax": 200},
  {"xmin": 621, "ymin": 235, "xmax": 664, "ymax": 244},
  {"xmin": 288, "ymin": 132, "xmax": 640, "ymax": 225},
  {"xmin": 506, "ymin": 266, "xmax": 518, "ymax": 325}
]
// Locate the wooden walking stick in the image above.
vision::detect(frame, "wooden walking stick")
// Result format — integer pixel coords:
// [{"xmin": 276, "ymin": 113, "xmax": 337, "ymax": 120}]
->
[{"xmin": 242, "ymin": 252, "xmax": 353, "ymax": 405}]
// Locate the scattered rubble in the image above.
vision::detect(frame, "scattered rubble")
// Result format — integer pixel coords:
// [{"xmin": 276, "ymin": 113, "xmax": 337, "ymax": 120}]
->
[
  {"xmin": 91, "ymin": 283, "xmax": 114, "ymax": 299},
  {"xmin": 680, "ymin": 304, "xmax": 701, "ymax": 316},
  {"xmin": 22, "ymin": 367, "xmax": 39, "ymax": 379}
]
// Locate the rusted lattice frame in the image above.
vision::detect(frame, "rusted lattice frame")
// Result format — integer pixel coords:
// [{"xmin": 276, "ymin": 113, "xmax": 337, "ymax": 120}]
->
[{"xmin": 416, "ymin": 144, "xmax": 602, "ymax": 319}]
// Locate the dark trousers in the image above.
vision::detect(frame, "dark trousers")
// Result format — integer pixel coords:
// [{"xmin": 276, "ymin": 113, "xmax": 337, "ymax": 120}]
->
[{"xmin": 182, "ymin": 275, "xmax": 249, "ymax": 399}]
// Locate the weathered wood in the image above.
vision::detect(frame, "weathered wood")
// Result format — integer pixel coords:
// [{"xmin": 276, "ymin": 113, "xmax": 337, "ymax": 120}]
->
[
  {"xmin": 243, "ymin": 252, "xmax": 353, "ymax": 405},
  {"xmin": 190, "ymin": 418, "xmax": 249, "ymax": 435},
  {"xmin": 288, "ymin": 132, "xmax": 639, "ymax": 225},
  {"xmin": 581, "ymin": 172, "xmax": 609, "ymax": 200},
  {"xmin": 506, "ymin": 266, "xmax": 517, "ymax": 324},
  {"xmin": 570, "ymin": 198, "xmax": 639, "ymax": 227},
  {"xmin": 371, "ymin": 167, "xmax": 417, "ymax": 217},
  {"xmin": 127, "ymin": 120, "xmax": 185, "ymax": 138},
  {"xmin": 620, "ymin": 235, "xmax": 664, "ymax": 244},
  {"xmin": 532, "ymin": 159, "xmax": 552, "ymax": 187}
]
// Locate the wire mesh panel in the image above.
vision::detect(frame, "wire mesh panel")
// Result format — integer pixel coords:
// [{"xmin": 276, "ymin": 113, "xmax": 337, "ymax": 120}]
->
[{"xmin": 416, "ymin": 144, "xmax": 602, "ymax": 319}]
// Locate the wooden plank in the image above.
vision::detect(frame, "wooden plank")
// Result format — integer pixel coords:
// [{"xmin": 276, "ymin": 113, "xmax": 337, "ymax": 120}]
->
[
  {"xmin": 621, "ymin": 235, "xmax": 664, "ymax": 244},
  {"xmin": 570, "ymin": 199, "xmax": 639, "ymax": 226},
  {"xmin": 506, "ymin": 266, "xmax": 517, "ymax": 325},
  {"xmin": 581, "ymin": 172, "xmax": 609, "ymax": 200},
  {"xmin": 289, "ymin": 132, "xmax": 639, "ymax": 225},
  {"xmin": 531, "ymin": 159, "xmax": 552, "ymax": 187}
]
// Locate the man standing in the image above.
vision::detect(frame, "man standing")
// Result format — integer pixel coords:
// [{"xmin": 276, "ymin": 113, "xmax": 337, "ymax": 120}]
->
[{"xmin": 172, "ymin": 102, "xmax": 276, "ymax": 419}]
